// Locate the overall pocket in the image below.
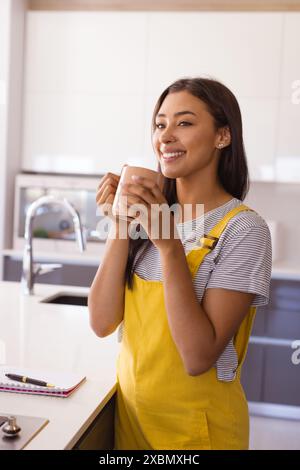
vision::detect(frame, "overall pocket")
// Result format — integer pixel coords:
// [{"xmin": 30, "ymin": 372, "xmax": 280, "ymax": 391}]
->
[{"xmin": 138, "ymin": 407, "xmax": 211, "ymax": 450}]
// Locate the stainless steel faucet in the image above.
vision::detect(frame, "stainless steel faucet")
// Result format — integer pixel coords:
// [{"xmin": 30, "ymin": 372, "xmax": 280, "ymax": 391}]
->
[{"xmin": 21, "ymin": 195, "xmax": 86, "ymax": 295}]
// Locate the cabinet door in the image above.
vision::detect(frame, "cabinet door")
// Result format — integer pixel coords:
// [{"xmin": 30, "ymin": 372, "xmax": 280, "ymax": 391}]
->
[
  {"xmin": 241, "ymin": 343, "xmax": 265, "ymax": 402},
  {"xmin": 266, "ymin": 279, "xmax": 300, "ymax": 339},
  {"xmin": 263, "ymin": 344, "xmax": 300, "ymax": 406},
  {"xmin": 3, "ymin": 257, "xmax": 97, "ymax": 288},
  {"xmin": 22, "ymin": 12, "xmax": 148, "ymax": 175},
  {"xmin": 241, "ymin": 306, "xmax": 266, "ymax": 401},
  {"xmin": 243, "ymin": 279, "xmax": 300, "ymax": 407},
  {"xmin": 275, "ymin": 13, "xmax": 300, "ymax": 182},
  {"xmin": 260, "ymin": 279, "xmax": 300, "ymax": 406},
  {"xmin": 146, "ymin": 13, "xmax": 282, "ymax": 98},
  {"xmin": 252, "ymin": 305, "xmax": 267, "ymax": 336},
  {"xmin": 73, "ymin": 394, "xmax": 115, "ymax": 450}
]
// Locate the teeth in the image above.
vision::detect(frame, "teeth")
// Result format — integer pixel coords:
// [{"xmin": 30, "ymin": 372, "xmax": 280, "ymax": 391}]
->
[{"xmin": 162, "ymin": 151, "xmax": 185, "ymax": 158}]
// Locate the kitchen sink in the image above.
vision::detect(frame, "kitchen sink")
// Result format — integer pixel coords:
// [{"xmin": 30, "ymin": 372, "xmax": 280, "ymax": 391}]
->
[{"xmin": 40, "ymin": 292, "xmax": 88, "ymax": 306}]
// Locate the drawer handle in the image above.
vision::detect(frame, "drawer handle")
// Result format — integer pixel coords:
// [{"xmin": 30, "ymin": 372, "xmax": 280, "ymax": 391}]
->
[{"xmin": 249, "ymin": 336, "xmax": 298, "ymax": 347}]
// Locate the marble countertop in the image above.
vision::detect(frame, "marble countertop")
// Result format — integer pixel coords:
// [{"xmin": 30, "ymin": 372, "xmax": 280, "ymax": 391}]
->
[{"xmin": 0, "ymin": 281, "xmax": 120, "ymax": 449}]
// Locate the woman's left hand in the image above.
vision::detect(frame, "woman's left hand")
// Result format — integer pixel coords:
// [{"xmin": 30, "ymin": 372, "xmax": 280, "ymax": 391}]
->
[{"xmin": 121, "ymin": 175, "xmax": 179, "ymax": 251}]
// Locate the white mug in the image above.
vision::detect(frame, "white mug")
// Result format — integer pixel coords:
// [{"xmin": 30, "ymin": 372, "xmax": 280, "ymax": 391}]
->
[{"xmin": 112, "ymin": 165, "xmax": 164, "ymax": 221}]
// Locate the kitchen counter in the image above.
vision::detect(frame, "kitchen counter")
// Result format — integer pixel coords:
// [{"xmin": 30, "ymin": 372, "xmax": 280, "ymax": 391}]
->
[
  {"xmin": 270, "ymin": 263, "xmax": 300, "ymax": 281},
  {"xmin": 2, "ymin": 248, "xmax": 105, "ymax": 266},
  {"xmin": 4, "ymin": 250, "xmax": 300, "ymax": 280},
  {"xmin": 0, "ymin": 281, "xmax": 120, "ymax": 450}
]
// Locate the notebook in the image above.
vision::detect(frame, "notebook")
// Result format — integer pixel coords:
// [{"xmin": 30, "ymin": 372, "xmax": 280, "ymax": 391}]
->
[{"xmin": 0, "ymin": 366, "xmax": 86, "ymax": 398}]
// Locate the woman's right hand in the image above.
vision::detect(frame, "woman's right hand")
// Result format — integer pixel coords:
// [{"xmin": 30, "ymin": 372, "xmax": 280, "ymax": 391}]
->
[
  {"xmin": 96, "ymin": 172, "xmax": 120, "ymax": 221},
  {"xmin": 96, "ymin": 170, "xmax": 134, "ymax": 228}
]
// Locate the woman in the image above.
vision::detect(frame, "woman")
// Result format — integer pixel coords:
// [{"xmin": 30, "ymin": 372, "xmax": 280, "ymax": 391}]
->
[{"xmin": 88, "ymin": 77, "xmax": 272, "ymax": 450}]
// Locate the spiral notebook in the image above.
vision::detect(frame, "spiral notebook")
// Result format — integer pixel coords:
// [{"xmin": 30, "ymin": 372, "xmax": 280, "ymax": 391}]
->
[{"xmin": 0, "ymin": 366, "xmax": 86, "ymax": 398}]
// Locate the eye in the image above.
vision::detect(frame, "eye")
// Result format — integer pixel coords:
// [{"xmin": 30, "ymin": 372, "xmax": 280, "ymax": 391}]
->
[
  {"xmin": 179, "ymin": 121, "xmax": 192, "ymax": 126},
  {"xmin": 155, "ymin": 121, "xmax": 192, "ymax": 129}
]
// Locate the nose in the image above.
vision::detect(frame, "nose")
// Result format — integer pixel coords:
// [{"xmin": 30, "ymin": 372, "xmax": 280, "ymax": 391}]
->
[{"xmin": 159, "ymin": 127, "xmax": 177, "ymax": 144}]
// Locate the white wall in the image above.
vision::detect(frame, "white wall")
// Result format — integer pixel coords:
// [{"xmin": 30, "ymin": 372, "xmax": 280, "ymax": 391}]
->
[
  {"xmin": 0, "ymin": 0, "xmax": 12, "ymax": 280},
  {"xmin": 0, "ymin": 0, "xmax": 26, "ymax": 277}
]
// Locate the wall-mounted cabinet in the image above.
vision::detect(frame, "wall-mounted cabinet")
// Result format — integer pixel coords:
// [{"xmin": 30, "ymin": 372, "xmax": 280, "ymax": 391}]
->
[
  {"xmin": 143, "ymin": 12, "xmax": 283, "ymax": 181},
  {"xmin": 21, "ymin": 11, "xmax": 300, "ymax": 181},
  {"xmin": 22, "ymin": 12, "xmax": 149, "ymax": 175},
  {"xmin": 275, "ymin": 14, "xmax": 300, "ymax": 182}
]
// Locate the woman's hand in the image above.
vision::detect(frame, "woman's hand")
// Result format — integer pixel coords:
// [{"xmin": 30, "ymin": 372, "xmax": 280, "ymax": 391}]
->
[
  {"xmin": 96, "ymin": 172, "xmax": 133, "ymax": 231},
  {"xmin": 96, "ymin": 172, "xmax": 121, "ymax": 221},
  {"xmin": 121, "ymin": 175, "xmax": 180, "ymax": 251}
]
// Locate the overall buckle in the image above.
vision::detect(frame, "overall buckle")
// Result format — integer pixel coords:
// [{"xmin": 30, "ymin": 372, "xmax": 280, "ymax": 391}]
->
[{"xmin": 199, "ymin": 234, "xmax": 219, "ymax": 250}]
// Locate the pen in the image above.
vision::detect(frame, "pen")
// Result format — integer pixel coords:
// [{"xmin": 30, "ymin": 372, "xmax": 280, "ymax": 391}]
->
[{"xmin": 5, "ymin": 373, "xmax": 55, "ymax": 388}]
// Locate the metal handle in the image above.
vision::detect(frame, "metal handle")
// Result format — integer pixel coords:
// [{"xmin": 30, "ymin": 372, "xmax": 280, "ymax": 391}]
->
[
  {"xmin": 249, "ymin": 335, "xmax": 298, "ymax": 347},
  {"xmin": 34, "ymin": 263, "xmax": 63, "ymax": 276}
]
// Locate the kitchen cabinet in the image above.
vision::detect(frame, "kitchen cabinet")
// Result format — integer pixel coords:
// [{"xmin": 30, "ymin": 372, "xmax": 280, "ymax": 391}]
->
[
  {"xmin": 3, "ymin": 257, "xmax": 98, "ymax": 287},
  {"xmin": 73, "ymin": 394, "xmax": 115, "ymax": 450},
  {"xmin": 263, "ymin": 344, "xmax": 300, "ymax": 407},
  {"xmin": 241, "ymin": 343, "xmax": 265, "ymax": 403},
  {"xmin": 22, "ymin": 12, "xmax": 150, "ymax": 175},
  {"xmin": 240, "ymin": 305, "xmax": 266, "ymax": 402},
  {"xmin": 241, "ymin": 278, "xmax": 300, "ymax": 408},
  {"xmin": 275, "ymin": 13, "xmax": 300, "ymax": 182},
  {"xmin": 21, "ymin": 11, "xmax": 300, "ymax": 181},
  {"xmin": 144, "ymin": 12, "xmax": 282, "ymax": 181},
  {"xmin": 146, "ymin": 13, "xmax": 282, "ymax": 99}
]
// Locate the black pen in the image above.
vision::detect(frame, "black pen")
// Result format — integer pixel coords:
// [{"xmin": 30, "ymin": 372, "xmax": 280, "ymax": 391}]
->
[{"xmin": 5, "ymin": 373, "xmax": 55, "ymax": 388}]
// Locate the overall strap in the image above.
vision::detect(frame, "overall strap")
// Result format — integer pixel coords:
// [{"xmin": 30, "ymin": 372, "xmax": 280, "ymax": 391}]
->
[
  {"xmin": 187, "ymin": 203, "xmax": 257, "ymax": 375},
  {"xmin": 187, "ymin": 204, "xmax": 255, "ymax": 279}
]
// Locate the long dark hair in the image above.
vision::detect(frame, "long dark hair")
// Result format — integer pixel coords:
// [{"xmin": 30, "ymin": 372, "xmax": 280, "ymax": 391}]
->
[{"xmin": 124, "ymin": 77, "xmax": 249, "ymax": 289}]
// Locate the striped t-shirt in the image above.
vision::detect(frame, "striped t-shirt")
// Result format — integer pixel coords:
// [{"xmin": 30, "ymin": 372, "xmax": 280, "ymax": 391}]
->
[{"xmin": 121, "ymin": 197, "xmax": 272, "ymax": 382}]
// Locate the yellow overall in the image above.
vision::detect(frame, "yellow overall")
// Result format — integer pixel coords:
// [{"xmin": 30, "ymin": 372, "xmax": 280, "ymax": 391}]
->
[{"xmin": 114, "ymin": 204, "xmax": 256, "ymax": 450}]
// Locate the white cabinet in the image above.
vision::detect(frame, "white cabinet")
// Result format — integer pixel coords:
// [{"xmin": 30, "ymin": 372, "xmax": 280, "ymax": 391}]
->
[
  {"xmin": 22, "ymin": 92, "xmax": 146, "ymax": 174},
  {"xmin": 22, "ymin": 12, "xmax": 151, "ymax": 175},
  {"xmin": 21, "ymin": 11, "xmax": 300, "ymax": 181},
  {"xmin": 143, "ymin": 12, "xmax": 283, "ymax": 179},
  {"xmin": 239, "ymin": 98, "xmax": 278, "ymax": 181},
  {"xmin": 275, "ymin": 13, "xmax": 300, "ymax": 182},
  {"xmin": 145, "ymin": 12, "xmax": 282, "ymax": 98}
]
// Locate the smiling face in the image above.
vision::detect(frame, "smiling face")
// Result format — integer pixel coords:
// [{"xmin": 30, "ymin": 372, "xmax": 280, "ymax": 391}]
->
[{"xmin": 152, "ymin": 90, "xmax": 227, "ymax": 180}]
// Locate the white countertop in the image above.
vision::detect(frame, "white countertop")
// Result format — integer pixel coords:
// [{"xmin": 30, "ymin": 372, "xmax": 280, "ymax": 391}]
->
[
  {"xmin": 270, "ymin": 263, "xmax": 300, "ymax": 281},
  {"xmin": 0, "ymin": 281, "xmax": 120, "ymax": 450}
]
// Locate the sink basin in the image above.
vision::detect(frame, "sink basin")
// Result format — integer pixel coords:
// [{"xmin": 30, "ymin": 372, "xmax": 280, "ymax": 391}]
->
[{"xmin": 40, "ymin": 292, "xmax": 88, "ymax": 306}]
